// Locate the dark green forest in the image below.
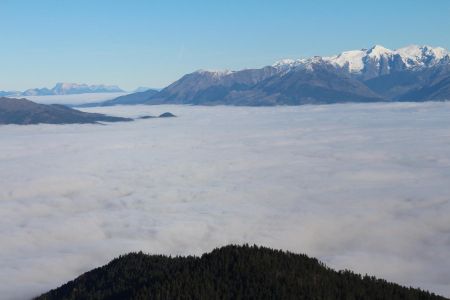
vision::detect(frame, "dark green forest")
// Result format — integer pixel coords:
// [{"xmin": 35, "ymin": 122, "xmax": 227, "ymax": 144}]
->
[{"xmin": 36, "ymin": 245, "xmax": 447, "ymax": 300}]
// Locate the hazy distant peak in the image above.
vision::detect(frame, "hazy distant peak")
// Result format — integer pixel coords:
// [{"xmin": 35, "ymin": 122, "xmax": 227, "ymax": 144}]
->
[
  {"xmin": 133, "ymin": 87, "xmax": 154, "ymax": 93},
  {"xmin": 11, "ymin": 82, "xmax": 125, "ymax": 96},
  {"xmin": 52, "ymin": 82, "xmax": 124, "ymax": 94}
]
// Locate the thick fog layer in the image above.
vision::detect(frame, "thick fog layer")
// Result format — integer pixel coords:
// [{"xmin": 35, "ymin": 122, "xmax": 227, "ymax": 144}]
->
[
  {"xmin": 21, "ymin": 92, "xmax": 126, "ymax": 105},
  {"xmin": 1, "ymin": 103, "xmax": 449, "ymax": 299}
]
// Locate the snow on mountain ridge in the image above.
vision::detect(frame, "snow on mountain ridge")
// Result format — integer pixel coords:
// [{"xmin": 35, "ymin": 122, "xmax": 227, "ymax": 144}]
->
[
  {"xmin": 324, "ymin": 49, "xmax": 366, "ymax": 72},
  {"xmin": 396, "ymin": 45, "xmax": 449, "ymax": 68},
  {"xmin": 273, "ymin": 56, "xmax": 330, "ymax": 73},
  {"xmin": 367, "ymin": 45, "xmax": 393, "ymax": 57},
  {"xmin": 274, "ymin": 45, "xmax": 450, "ymax": 77},
  {"xmin": 179, "ymin": 45, "xmax": 448, "ymax": 83},
  {"xmin": 396, "ymin": 45, "xmax": 448, "ymax": 59},
  {"xmin": 194, "ymin": 69, "xmax": 235, "ymax": 78}
]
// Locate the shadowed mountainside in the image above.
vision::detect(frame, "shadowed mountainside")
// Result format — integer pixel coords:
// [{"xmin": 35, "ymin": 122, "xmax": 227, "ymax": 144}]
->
[{"xmin": 0, "ymin": 97, "xmax": 132, "ymax": 125}]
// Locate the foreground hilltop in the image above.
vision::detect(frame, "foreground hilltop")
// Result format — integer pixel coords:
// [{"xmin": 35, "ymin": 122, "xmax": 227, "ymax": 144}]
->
[
  {"xmin": 36, "ymin": 245, "xmax": 446, "ymax": 300},
  {"xmin": 101, "ymin": 44, "xmax": 450, "ymax": 106},
  {"xmin": 0, "ymin": 97, "xmax": 132, "ymax": 124}
]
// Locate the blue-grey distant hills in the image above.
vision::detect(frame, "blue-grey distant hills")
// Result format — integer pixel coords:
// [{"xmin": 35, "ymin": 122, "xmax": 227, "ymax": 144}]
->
[
  {"xmin": 1, "ymin": 83, "xmax": 125, "ymax": 97},
  {"xmin": 133, "ymin": 87, "xmax": 157, "ymax": 93},
  {"xmin": 78, "ymin": 88, "xmax": 159, "ymax": 107},
  {"xmin": 97, "ymin": 45, "xmax": 450, "ymax": 106}
]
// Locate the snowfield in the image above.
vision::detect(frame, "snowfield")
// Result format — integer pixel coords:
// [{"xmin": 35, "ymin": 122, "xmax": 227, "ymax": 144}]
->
[{"xmin": 1, "ymin": 103, "xmax": 450, "ymax": 299}]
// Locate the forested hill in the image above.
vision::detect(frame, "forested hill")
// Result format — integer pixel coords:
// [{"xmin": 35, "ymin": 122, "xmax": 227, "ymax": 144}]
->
[
  {"xmin": 36, "ymin": 245, "xmax": 447, "ymax": 300},
  {"xmin": 0, "ymin": 97, "xmax": 132, "ymax": 125}
]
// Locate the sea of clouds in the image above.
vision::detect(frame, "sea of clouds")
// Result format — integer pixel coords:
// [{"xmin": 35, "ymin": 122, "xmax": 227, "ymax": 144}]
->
[
  {"xmin": 22, "ymin": 92, "xmax": 126, "ymax": 105},
  {"xmin": 1, "ymin": 103, "xmax": 450, "ymax": 299}
]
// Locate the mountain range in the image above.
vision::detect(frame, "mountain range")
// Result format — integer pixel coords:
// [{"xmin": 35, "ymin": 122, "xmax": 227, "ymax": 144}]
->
[
  {"xmin": 99, "ymin": 44, "xmax": 450, "ymax": 106},
  {"xmin": 0, "ymin": 83, "xmax": 125, "ymax": 97}
]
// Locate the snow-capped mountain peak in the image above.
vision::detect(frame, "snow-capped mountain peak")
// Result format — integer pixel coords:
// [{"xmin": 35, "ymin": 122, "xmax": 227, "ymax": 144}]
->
[
  {"xmin": 325, "ymin": 45, "xmax": 395, "ymax": 74},
  {"xmin": 367, "ymin": 45, "xmax": 393, "ymax": 56},
  {"xmin": 396, "ymin": 45, "xmax": 448, "ymax": 59},
  {"xmin": 274, "ymin": 44, "xmax": 450, "ymax": 80},
  {"xmin": 396, "ymin": 45, "xmax": 449, "ymax": 68},
  {"xmin": 194, "ymin": 69, "xmax": 234, "ymax": 77},
  {"xmin": 273, "ymin": 56, "xmax": 332, "ymax": 74},
  {"xmin": 324, "ymin": 49, "xmax": 366, "ymax": 72}
]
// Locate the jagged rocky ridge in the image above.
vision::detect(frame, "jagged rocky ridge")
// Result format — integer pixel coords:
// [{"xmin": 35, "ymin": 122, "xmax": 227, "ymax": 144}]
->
[
  {"xmin": 35, "ymin": 245, "xmax": 446, "ymax": 300},
  {"xmin": 104, "ymin": 45, "xmax": 450, "ymax": 106}
]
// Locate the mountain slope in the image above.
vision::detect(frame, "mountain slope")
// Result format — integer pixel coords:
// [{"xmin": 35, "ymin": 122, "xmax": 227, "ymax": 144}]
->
[
  {"xmin": 397, "ymin": 65, "xmax": 450, "ymax": 101},
  {"xmin": 249, "ymin": 58, "xmax": 382, "ymax": 105},
  {"xmin": 35, "ymin": 245, "xmax": 446, "ymax": 300},
  {"xmin": 409, "ymin": 75, "xmax": 450, "ymax": 100},
  {"xmin": 143, "ymin": 61, "xmax": 382, "ymax": 105},
  {"xmin": 137, "ymin": 67, "xmax": 279, "ymax": 105},
  {"xmin": 364, "ymin": 64, "xmax": 450, "ymax": 100},
  {"xmin": 0, "ymin": 97, "xmax": 132, "ymax": 124},
  {"xmin": 80, "ymin": 88, "xmax": 159, "ymax": 107}
]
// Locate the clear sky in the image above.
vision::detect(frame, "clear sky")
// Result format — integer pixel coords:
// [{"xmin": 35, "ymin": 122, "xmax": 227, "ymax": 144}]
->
[{"xmin": 1, "ymin": 0, "xmax": 449, "ymax": 91}]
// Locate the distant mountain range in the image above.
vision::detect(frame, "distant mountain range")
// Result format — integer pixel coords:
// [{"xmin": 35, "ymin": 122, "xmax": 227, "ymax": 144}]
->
[
  {"xmin": 0, "ymin": 97, "xmax": 132, "ymax": 125},
  {"xmin": 35, "ymin": 245, "xmax": 446, "ymax": 300},
  {"xmin": 97, "ymin": 44, "xmax": 450, "ymax": 106},
  {"xmin": 0, "ymin": 83, "xmax": 125, "ymax": 97}
]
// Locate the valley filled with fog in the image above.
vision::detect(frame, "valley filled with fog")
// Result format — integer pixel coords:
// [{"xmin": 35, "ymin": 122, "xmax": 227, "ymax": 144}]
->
[
  {"xmin": 24, "ymin": 92, "xmax": 127, "ymax": 105},
  {"xmin": 1, "ymin": 103, "xmax": 450, "ymax": 299}
]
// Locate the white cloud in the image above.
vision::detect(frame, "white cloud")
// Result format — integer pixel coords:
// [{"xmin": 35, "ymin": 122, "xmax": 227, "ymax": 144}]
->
[{"xmin": 0, "ymin": 103, "xmax": 450, "ymax": 299}]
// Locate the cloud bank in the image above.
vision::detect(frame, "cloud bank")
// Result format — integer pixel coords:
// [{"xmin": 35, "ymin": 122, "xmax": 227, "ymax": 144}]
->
[
  {"xmin": 1, "ymin": 103, "xmax": 450, "ymax": 299},
  {"xmin": 21, "ymin": 92, "xmax": 126, "ymax": 105}
]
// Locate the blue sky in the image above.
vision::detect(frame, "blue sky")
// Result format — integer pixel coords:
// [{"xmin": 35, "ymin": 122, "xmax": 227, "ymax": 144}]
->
[{"xmin": 1, "ymin": 0, "xmax": 449, "ymax": 91}]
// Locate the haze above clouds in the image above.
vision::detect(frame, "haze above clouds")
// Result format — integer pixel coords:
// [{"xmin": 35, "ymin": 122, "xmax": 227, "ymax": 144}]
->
[{"xmin": 1, "ymin": 103, "xmax": 450, "ymax": 299}]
